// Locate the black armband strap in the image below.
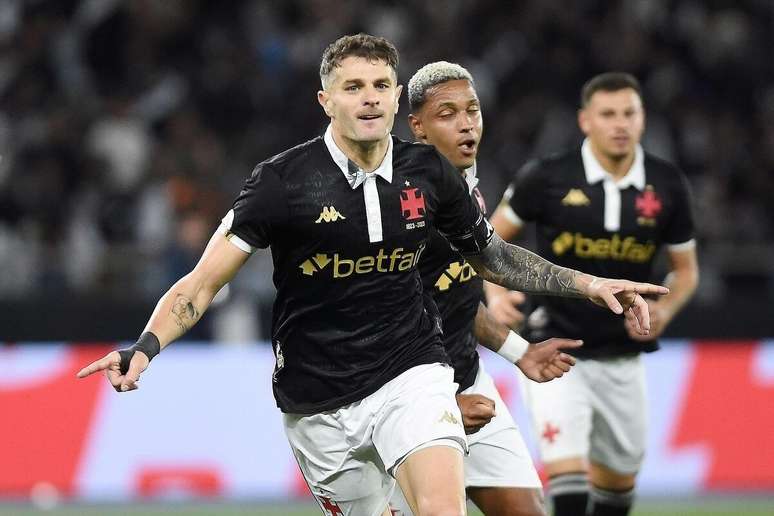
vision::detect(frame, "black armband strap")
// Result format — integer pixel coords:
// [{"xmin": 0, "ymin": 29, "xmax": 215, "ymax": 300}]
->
[
  {"xmin": 118, "ymin": 332, "xmax": 161, "ymax": 375},
  {"xmin": 445, "ymin": 214, "xmax": 495, "ymax": 257}
]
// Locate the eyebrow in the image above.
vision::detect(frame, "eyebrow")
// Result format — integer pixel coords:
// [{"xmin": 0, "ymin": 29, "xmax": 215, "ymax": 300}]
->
[
  {"xmin": 341, "ymin": 76, "xmax": 393, "ymax": 85},
  {"xmin": 435, "ymin": 99, "xmax": 479, "ymax": 109}
]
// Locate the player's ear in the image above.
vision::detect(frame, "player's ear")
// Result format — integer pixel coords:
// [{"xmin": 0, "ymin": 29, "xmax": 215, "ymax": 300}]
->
[
  {"xmin": 318, "ymin": 90, "xmax": 333, "ymax": 118},
  {"xmin": 394, "ymin": 84, "xmax": 403, "ymax": 114},
  {"xmin": 577, "ymin": 108, "xmax": 590, "ymax": 136},
  {"xmin": 408, "ymin": 113, "xmax": 426, "ymax": 142}
]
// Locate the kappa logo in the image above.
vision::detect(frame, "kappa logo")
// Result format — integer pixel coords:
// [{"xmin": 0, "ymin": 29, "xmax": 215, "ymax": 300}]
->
[
  {"xmin": 315, "ymin": 206, "xmax": 346, "ymax": 223},
  {"xmin": 561, "ymin": 188, "xmax": 591, "ymax": 206},
  {"xmin": 434, "ymin": 261, "xmax": 477, "ymax": 291},
  {"xmin": 438, "ymin": 410, "xmax": 460, "ymax": 426}
]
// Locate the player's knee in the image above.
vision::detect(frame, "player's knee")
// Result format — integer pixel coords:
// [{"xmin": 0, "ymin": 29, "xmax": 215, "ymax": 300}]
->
[{"xmin": 413, "ymin": 495, "xmax": 466, "ymax": 516}]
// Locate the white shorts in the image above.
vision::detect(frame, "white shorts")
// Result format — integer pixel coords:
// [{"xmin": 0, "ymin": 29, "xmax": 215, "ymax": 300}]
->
[
  {"xmin": 522, "ymin": 354, "xmax": 647, "ymax": 474},
  {"xmin": 389, "ymin": 361, "xmax": 541, "ymax": 515},
  {"xmin": 284, "ymin": 362, "xmax": 467, "ymax": 516}
]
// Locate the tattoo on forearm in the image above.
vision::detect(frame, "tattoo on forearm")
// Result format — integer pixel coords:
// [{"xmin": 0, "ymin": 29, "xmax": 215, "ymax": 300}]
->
[
  {"xmin": 171, "ymin": 294, "xmax": 200, "ymax": 332},
  {"xmin": 472, "ymin": 233, "xmax": 583, "ymax": 297}
]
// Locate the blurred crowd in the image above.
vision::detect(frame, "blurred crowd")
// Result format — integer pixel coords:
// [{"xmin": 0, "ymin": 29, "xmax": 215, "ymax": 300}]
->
[{"xmin": 0, "ymin": 0, "xmax": 772, "ymax": 338}]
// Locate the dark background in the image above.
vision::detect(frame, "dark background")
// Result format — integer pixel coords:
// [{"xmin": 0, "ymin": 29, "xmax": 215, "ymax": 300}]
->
[{"xmin": 1, "ymin": 0, "xmax": 772, "ymax": 341}]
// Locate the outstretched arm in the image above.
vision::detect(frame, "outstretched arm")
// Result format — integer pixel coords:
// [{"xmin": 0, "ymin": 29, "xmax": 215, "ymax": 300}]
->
[
  {"xmin": 466, "ymin": 232, "xmax": 669, "ymax": 333},
  {"xmin": 473, "ymin": 302, "xmax": 582, "ymax": 382},
  {"xmin": 76, "ymin": 231, "xmax": 250, "ymax": 391},
  {"xmin": 483, "ymin": 204, "xmax": 527, "ymax": 328}
]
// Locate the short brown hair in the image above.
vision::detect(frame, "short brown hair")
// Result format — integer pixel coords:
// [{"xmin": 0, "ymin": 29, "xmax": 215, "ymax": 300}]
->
[
  {"xmin": 319, "ymin": 33, "xmax": 399, "ymax": 89},
  {"xmin": 581, "ymin": 72, "xmax": 642, "ymax": 107}
]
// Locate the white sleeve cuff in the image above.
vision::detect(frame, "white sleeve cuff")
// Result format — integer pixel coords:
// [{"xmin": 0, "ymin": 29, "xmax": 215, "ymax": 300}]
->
[
  {"xmin": 667, "ymin": 239, "xmax": 696, "ymax": 252},
  {"xmin": 497, "ymin": 331, "xmax": 530, "ymax": 363},
  {"xmin": 499, "ymin": 204, "xmax": 524, "ymax": 227},
  {"xmin": 217, "ymin": 223, "xmax": 255, "ymax": 254}
]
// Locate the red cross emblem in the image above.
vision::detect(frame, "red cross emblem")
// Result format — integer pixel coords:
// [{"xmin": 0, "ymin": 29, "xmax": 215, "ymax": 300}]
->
[
  {"xmin": 319, "ymin": 496, "xmax": 343, "ymax": 515},
  {"xmin": 542, "ymin": 422, "xmax": 560, "ymax": 444},
  {"xmin": 635, "ymin": 188, "xmax": 662, "ymax": 218},
  {"xmin": 400, "ymin": 187, "xmax": 426, "ymax": 220}
]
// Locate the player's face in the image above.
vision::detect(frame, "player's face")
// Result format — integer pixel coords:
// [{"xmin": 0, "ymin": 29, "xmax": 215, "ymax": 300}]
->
[
  {"xmin": 579, "ymin": 88, "xmax": 645, "ymax": 161},
  {"xmin": 318, "ymin": 56, "xmax": 402, "ymax": 145},
  {"xmin": 409, "ymin": 79, "xmax": 482, "ymax": 169}
]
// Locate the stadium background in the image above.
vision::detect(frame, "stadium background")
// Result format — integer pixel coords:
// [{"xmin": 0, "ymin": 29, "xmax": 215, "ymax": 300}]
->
[{"xmin": 1, "ymin": 0, "xmax": 772, "ymax": 514}]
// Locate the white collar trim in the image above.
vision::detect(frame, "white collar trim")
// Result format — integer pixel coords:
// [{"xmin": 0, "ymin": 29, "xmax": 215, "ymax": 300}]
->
[
  {"xmin": 324, "ymin": 124, "xmax": 393, "ymax": 189},
  {"xmin": 581, "ymin": 138, "xmax": 645, "ymax": 190}
]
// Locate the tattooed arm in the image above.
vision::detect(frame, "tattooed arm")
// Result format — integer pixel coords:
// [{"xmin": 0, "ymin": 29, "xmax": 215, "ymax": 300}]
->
[
  {"xmin": 466, "ymin": 232, "xmax": 669, "ymax": 330},
  {"xmin": 76, "ymin": 231, "xmax": 250, "ymax": 390},
  {"xmin": 143, "ymin": 232, "xmax": 250, "ymax": 349},
  {"xmin": 466, "ymin": 233, "xmax": 590, "ymax": 297}
]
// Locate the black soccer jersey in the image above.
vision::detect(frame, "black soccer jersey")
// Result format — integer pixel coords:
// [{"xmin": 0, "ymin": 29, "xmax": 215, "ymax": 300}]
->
[
  {"xmin": 418, "ymin": 168, "xmax": 487, "ymax": 392},
  {"xmin": 501, "ymin": 142, "xmax": 695, "ymax": 358},
  {"xmin": 221, "ymin": 128, "xmax": 491, "ymax": 414}
]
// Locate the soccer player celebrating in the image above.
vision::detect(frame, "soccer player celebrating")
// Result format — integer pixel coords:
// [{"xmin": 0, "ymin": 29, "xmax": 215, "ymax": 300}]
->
[
  {"xmin": 486, "ymin": 73, "xmax": 699, "ymax": 516},
  {"xmin": 78, "ymin": 37, "xmax": 668, "ymax": 516},
  {"xmin": 389, "ymin": 61, "xmax": 580, "ymax": 516}
]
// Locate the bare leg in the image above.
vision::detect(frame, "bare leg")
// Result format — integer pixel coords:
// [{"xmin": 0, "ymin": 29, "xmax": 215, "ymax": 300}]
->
[
  {"xmin": 395, "ymin": 445, "xmax": 467, "ymax": 516},
  {"xmin": 467, "ymin": 486, "xmax": 546, "ymax": 516}
]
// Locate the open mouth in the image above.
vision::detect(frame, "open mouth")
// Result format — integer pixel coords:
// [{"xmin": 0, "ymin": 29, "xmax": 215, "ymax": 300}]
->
[
  {"xmin": 358, "ymin": 113, "xmax": 383, "ymax": 121},
  {"xmin": 458, "ymin": 138, "xmax": 477, "ymax": 154}
]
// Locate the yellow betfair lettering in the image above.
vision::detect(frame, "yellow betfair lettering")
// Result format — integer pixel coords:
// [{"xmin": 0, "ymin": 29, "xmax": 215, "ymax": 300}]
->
[
  {"xmin": 575, "ymin": 234, "xmax": 594, "ymax": 257},
  {"xmin": 552, "ymin": 232, "xmax": 656, "ymax": 263},
  {"xmin": 375, "ymin": 248, "xmax": 389, "ymax": 272},
  {"xmin": 333, "ymin": 255, "xmax": 355, "ymax": 277},
  {"xmin": 355, "ymin": 256, "xmax": 375, "ymax": 274},
  {"xmin": 304, "ymin": 245, "xmax": 427, "ymax": 278},
  {"xmin": 434, "ymin": 261, "xmax": 478, "ymax": 292},
  {"xmin": 398, "ymin": 253, "xmax": 414, "ymax": 271},
  {"xmin": 553, "ymin": 232, "xmax": 574, "ymax": 255}
]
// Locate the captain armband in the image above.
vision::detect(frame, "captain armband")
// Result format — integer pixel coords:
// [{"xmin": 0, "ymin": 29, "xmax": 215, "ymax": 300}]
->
[
  {"xmin": 445, "ymin": 214, "xmax": 495, "ymax": 256},
  {"xmin": 118, "ymin": 332, "xmax": 161, "ymax": 375},
  {"xmin": 497, "ymin": 331, "xmax": 530, "ymax": 364}
]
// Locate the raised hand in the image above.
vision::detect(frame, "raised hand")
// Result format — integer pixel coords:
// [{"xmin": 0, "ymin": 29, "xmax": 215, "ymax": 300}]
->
[
  {"xmin": 76, "ymin": 349, "xmax": 150, "ymax": 392},
  {"xmin": 517, "ymin": 338, "xmax": 582, "ymax": 382},
  {"xmin": 487, "ymin": 290, "xmax": 526, "ymax": 329},
  {"xmin": 455, "ymin": 393, "xmax": 496, "ymax": 434},
  {"xmin": 625, "ymin": 298, "xmax": 670, "ymax": 341},
  {"xmin": 585, "ymin": 278, "xmax": 669, "ymax": 335}
]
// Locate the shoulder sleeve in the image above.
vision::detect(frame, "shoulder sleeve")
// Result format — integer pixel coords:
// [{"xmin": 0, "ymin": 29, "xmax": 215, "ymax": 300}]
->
[
  {"xmin": 662, "ymin": 171, "xmax": 696, "ymax": 246},
  {"xmin": 432, "ymin": 151, "xmax": 494, "ymax": 255},
  {"xmin": 218, "ymin": 162, "xmax": 288, "ymax": 252},
  {"xmin": 502, "ymin": 158, "xmax": 545, "ymax": 222}
]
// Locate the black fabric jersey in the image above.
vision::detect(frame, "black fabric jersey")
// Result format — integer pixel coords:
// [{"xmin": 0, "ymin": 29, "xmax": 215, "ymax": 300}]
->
[
  {"xmin": 222, "ymin": 132, "xmax": 491, "ymax": 414},
  {"xmin": 418, "ymin": 174, "xmax": 487, "ymax": 392},
  {"xmin": 503, "ymin": 145, "xmax": 695, "ymax": 359}
]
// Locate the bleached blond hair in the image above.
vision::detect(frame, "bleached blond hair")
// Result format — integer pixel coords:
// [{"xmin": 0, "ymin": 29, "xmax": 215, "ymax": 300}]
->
[{"xmin": 407, "ymin": 61, "xmax": 474, "ymax": 112}]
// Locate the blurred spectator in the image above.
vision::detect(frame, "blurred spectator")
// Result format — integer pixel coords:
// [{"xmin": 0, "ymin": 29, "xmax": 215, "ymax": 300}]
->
[{"xmin": 0, "ymin": 0, "xmax": 772, "ymax": 339}]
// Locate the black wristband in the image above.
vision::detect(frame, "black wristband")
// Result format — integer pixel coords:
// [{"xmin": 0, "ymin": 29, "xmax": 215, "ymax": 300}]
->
[{"xmin": 118, "ymin": 332, "xmax": 161, "ymax": 375}]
